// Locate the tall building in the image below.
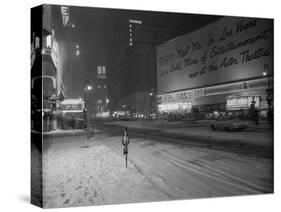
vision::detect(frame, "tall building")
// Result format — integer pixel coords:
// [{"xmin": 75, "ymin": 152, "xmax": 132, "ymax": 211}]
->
[
  {"xmin": 117, "ymin": 20, "xmax": 181, "ymax": 115},
  {"xmin": 96, "ymin": 66, "xmax": 109, "ymax": 115},
  {"xmin": 31, "ymin": 5, "xmax": 62, "ymax": 131}
]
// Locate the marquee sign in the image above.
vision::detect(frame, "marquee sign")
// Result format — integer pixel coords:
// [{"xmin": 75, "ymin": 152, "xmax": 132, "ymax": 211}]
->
[
  {"xmin": 61, "ymin": 98, "xmax": 84, "ymax": 105},
  {"xmin": 157, "ymin": 17, "xmax": 273, "ymax": 94},
  {"xmin": 226, "ymin": 96, "xmax": 260, "ymax": 110},
  {"xmin": 157, "ymin": 78, "xmax": 269, "ymax": 104}
]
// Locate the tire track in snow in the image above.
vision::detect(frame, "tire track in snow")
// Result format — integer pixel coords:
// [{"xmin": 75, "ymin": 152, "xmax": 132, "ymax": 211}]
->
[{"xmin": 143, "ymin": 141, "xmax": 271, "ymax": 194}]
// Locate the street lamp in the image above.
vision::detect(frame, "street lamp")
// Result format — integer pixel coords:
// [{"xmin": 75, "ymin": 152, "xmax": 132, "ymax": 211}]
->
[
  {"xmin": 84, "ymin": 82, "xmax": 93, "ymax": 129},
  {"xmin": 149, "ymin": 89, "xmax": 154, "ymax": 120},
  {"xmin": 263, "ymin": 63, "xmax": 273, "ymax": 124},
  {"xmin": 105, "ymin": 98, "xmax": 110, "ymax": 113}
]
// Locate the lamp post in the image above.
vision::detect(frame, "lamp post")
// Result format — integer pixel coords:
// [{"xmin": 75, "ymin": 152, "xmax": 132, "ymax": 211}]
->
[
  {"xmin": 263, "ymin": 63, "xmax": 273, "ymax": 124},
  {"xmin": 149, "ymin": 88, "xmax": 154, "ymax": 120},
  {"xmin": 84, "ymin": 82, "xmax": 92, "ymax": 129},
  {"xmin": 106, "ymin": 98, "xmax": 110, "ymax": 113}
]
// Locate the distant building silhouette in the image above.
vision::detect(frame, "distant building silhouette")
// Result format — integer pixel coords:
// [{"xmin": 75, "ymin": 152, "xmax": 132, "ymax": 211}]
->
[{"xmin": 116, "ymin": 21, "xmax": 181, "ymax": 114}]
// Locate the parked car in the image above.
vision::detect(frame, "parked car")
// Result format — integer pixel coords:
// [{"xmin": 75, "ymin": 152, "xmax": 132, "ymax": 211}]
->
[{"xmin": 210, "ymin": 117, "xmax": 249, "ymax": 131}]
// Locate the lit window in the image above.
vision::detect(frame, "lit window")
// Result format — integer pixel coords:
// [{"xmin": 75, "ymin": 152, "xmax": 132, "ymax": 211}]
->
[
  {"xmin": 35, "ymin": 37, "xmax": 40, "ymax": 49},
  {"xmin": 104, "ymin": 85, "xmax": 107, "ymax": 88},
  {"xmin": 98, "ymin": 66, "xmax": 102, "ymax": 74},
  {"xmin": 46, "ymin": 35, "xmax": 52, "ymax": 48}
]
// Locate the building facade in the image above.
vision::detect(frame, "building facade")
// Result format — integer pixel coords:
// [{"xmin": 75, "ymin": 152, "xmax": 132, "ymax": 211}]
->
[
  {"xmin": 31, "ymin": 5, "xmax": 62, "ymax": 131},
  {"xmin": 96, "ymin": 65, "xmax": 109, "ymax": 117},
  {"xmin": 117, "ymin": 21, "xmax": 181, "ymax": 115},
  {"xmin": 156, "ymin": 17, "xmax": 273, "ymax": 120}
]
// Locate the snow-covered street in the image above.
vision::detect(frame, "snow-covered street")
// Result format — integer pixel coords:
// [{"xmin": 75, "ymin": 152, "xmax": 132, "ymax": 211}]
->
[
  {"xmin": 43, "ymin": 135, "xmax": 169, "ymax": 208},
  {"xmin": 42, "ymin": 121, "xmax": 273, "ymax": 208}
]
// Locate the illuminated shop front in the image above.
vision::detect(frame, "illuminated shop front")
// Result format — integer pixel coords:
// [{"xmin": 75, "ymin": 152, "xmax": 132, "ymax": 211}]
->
[
  {"xmin": 157, "ymin": 77, "xmax": 271, "ymax": 119},
  {"xmin": 60, "ymin": 99, "xmax": 86, "ymax": 129},
  {"xmin": 158, "ymin": 101, "xmax": 192, "ymax": 113}
]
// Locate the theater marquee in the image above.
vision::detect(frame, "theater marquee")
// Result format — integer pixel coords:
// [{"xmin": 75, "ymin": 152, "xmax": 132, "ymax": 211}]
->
[{"xmin": 157, "ymin": 78, "xmax": 270, "ymax": 104}]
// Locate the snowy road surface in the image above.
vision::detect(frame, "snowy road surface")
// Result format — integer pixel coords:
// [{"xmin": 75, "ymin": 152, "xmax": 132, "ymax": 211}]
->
[{"xmin": 42, "ymin": 124, "xmax": 273, "ymax": 208}]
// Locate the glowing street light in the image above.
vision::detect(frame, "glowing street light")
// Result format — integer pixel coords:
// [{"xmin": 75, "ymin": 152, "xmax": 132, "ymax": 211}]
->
[
  {"xmin": 263, "ymin": 63, "xmax": 272, "ymax": 124},
  {"xmin": 76, "ymin": 50, "xmax": 80, "ymax": 56},
  {"xmin": 149, "ymin": 89, "xmax": 154, "ymax": 119},
  {"xmin": 84, "ymin": 81, "xmax": 93, "ymax": 130}
]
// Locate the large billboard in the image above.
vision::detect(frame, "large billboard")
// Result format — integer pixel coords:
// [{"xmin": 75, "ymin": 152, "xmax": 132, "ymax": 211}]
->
[{"xmin": 157, "ymin": 16, "xmax": 273, "ymax": 94}]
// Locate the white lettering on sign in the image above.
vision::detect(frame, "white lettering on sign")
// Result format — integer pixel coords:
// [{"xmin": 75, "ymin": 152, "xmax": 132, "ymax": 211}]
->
[
  {"xmin": 61, "ymin": 6, "xmax": 69, "ymax": 16},
  {"xmin": 129, "ymin": 19, "xmax": 142, "ymax": 24},
  {"xmin": 157, "ymin": 17, "xmax": 273, "ymax": 94},
  {"xmin": 226, "ymin": 96, "xmax": 260, "ymax": 110},
  {"xmin": 158, "ymin": 102, "xmax": 192, "ymax": 112},
  {"xmin": 61, "ymin": 6, "xmax": 69, "ymax": 26},
  {"xmin": 61, "ymin": 98, "xmax": 84, "ymax": 105},
  {"xmin": 157, "ymin": 78, "xmax": 268, "ymax": 104}
]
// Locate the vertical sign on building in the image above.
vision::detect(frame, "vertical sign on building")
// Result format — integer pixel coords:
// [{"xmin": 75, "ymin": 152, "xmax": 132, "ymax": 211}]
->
[
  {"xmin": 128, "ymin": 19, "xmax": 142, "ymax": 46},
  {"xmin": 61, "ymin": 6, "xmax": 70, "ymax": 26}
]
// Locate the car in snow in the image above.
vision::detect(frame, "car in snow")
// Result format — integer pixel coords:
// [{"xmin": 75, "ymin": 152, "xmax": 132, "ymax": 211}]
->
[{"xmin": 210, "ymin": 117, "xmax": 249, "ymax": 131}]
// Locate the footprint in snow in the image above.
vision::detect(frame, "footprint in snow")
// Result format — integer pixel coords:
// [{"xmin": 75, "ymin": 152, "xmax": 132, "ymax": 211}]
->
[
  {"xmin": 64, "ymin": 198, "xmax": 70, "ymax": 204},
  {"xmin": 75, "ymin": 185, "xmax": 82, "ymax": 190}
]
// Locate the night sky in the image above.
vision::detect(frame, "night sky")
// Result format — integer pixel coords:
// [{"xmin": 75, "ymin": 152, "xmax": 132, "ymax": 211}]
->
[{"xmin": 51, "ymin": 5, "xmax": 222, "ymax": 99}]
